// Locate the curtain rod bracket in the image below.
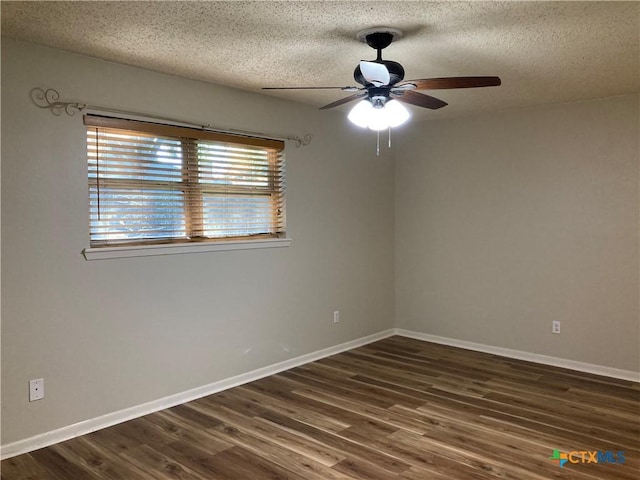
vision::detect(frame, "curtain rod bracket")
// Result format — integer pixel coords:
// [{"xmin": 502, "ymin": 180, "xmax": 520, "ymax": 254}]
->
[{"xmin": 30, "ymin": 87, "xmax": 312, "ymax": 147}]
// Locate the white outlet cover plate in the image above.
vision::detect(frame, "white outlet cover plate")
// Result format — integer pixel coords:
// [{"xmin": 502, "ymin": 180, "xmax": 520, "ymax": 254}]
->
[{"xmin": 29, "ymin": 378, "xmax": 44, "ymax": 401}]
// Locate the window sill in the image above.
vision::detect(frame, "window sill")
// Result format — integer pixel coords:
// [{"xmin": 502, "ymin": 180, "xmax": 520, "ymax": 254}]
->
[{"xmin": 82, "ymin": 238, "xmax": 292, "ymax": 261}]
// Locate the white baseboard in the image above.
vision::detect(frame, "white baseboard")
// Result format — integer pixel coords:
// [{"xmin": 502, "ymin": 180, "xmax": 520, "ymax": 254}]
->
[
  {"xmin": 395, "ymin": 328, "xmax": 640, "ymax": 382},
  {"xmin": 0, "ymin": 329, "xmax": 395, "ymax": 460}
]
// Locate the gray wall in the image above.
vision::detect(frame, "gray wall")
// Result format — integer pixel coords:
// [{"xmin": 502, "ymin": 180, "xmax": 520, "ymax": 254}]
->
[
  {"xmin": 395, "ymin": 95, "xmax": 639, "ymax": 372},
  {"xmin": 3, "ymin": 39, "xmax": 638, "ymax": 448},
  {"xmin": 1, "ymin": 40, "xmax": 396, "ymax": 445}
]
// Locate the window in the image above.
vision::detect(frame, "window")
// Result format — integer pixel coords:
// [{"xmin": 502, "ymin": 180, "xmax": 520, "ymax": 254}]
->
[{"xmin": 85, "ymin": 115, "xmax": 285, "ymax": 249}]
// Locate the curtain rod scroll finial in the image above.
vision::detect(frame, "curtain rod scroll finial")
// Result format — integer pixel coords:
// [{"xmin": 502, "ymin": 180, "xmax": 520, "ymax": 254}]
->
[
  {"xmin": 30, "ymin": 87, "xmax": 86, "ymax": 116},
  {"xmin": 294, "ymin": 133, "xmax": 312, "ymax": 148}
]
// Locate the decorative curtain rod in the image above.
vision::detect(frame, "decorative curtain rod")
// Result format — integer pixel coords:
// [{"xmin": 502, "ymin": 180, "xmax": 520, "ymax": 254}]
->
[{"xmin": 29, "ymin": 87, "xmax": 312, "ymax": 148}]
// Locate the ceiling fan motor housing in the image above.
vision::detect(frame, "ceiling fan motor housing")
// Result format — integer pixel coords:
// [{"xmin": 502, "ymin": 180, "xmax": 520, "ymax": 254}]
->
[
  {"xmin": 354, "ymin": 29, "xmax": 405, "ymax": 87},
  {"xmin": 354, "ymin": 60, "xmax": 405, "ymax": 87},
  {"xmin": 365, "ymin": 87, "xmax": 394, "ymax": 105}
]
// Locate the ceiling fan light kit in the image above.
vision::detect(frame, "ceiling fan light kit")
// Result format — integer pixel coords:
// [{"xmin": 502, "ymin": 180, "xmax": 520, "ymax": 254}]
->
[
  {"xmin": 262, "ymin": 27, "xmax": 501, "ymax": 153},
  {"xmin": 348, "ymin": 98, "xmax": 410, "ymax": 131}
]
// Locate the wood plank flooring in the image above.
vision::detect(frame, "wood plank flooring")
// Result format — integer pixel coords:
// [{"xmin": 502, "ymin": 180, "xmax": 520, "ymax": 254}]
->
[{"xmin": 2, "ymin": 336, "xmax": 639, "ymax": 479}]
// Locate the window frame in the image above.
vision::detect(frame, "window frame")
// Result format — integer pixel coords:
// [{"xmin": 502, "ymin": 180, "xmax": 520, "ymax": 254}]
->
[{"xmin": 82, "ymin": 115, "xmax": 290, "ymax": 259}]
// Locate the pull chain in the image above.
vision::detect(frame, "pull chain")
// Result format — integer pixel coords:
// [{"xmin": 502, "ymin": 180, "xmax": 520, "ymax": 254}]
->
[{"xmin": 374, "ymin": 128, "xmax": 394, "ymax": 155}]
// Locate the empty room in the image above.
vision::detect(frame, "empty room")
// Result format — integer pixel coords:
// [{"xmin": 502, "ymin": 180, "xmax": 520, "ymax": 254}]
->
[{"xmin": 1, "ymin": 1, "xmax": 638, "ymax": 479}]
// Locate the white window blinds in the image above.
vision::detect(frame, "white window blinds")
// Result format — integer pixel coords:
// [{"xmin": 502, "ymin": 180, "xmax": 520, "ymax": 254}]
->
[{"xmin": 85, "ymin": 115, "xmax": 285, "ymax": 247}]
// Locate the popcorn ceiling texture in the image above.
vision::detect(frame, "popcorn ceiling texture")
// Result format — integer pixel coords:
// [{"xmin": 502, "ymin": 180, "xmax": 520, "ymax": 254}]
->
[{"xmin": 2, "ymin": 1, "xmax": 638, "ymax": 120}]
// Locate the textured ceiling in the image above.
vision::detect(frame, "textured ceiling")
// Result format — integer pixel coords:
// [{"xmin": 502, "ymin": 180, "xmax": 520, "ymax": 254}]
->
[{"xmin": 2, "ymin": 1, "xmax": 639, "ymax": 121}]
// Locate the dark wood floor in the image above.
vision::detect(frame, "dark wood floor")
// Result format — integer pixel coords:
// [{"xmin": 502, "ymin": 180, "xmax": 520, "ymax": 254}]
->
[{"xmin": 2, "ymin": 336, "xmax": 639, "ymax": 479}]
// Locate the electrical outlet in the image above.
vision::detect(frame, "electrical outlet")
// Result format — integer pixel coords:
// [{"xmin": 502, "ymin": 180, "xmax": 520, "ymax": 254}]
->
[
  {"xmin": 333, "ymin": 310, "xmax": 340, "ymax": 323},
  {"xmin": 552, "ymin": 321, "xmax": 561, "ymax": 334},
  {"xmin": 29, "ymin": 378, "xmax": 44, "ymax": 402}
]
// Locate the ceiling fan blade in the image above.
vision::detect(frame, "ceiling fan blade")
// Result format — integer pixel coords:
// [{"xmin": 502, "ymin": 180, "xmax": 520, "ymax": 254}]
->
[
  {"xmin": 398, "ymin": 76, "xmax": 501, "ymax": 90},
  {"xmin": 319, "ymin": 92, "xmax": 368, "ymax": 110},
  {"xmin": 263, "ymin": 86, "xmax": 361, "ymax": 91},
  {"xmin": 393, "ymin": 91, "xmax": 448, "ymax": 110},
  {"xmin": 360, "ymin": 61, "xmax": 390, "ymax": 87}
]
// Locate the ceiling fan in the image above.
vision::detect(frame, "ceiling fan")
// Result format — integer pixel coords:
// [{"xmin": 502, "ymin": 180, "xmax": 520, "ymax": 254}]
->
[{"xmin": 263, "ymin": 28, "xmax": 501, "ymax": 131}]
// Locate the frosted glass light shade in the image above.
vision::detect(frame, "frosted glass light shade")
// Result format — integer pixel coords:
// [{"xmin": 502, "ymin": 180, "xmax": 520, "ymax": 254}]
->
[
  {"xmin": 347, "ymin": 99, "xmax": 410, "ymax": 130},
  {"xmin": 384, "ymin": 100, "xmax": 410, "ymax": 127},
  {"xmin": 347, "ymin": 100, "xmax": 373, "ymax": 128}
]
